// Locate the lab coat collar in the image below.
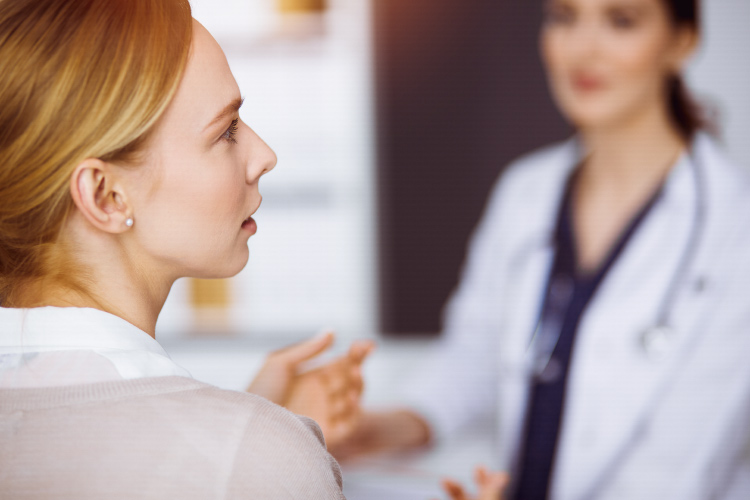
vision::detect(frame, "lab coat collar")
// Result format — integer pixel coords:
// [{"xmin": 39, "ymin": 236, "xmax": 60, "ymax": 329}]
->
[{"xmin": 516, "ymin": 135, "xmax": 691, "ymax": 237}]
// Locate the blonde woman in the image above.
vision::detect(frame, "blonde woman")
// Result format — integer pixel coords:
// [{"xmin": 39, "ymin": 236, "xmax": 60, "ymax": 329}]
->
[{"xmin": 0, "ymin": 0, "xmax": 367, "ymax": 497}]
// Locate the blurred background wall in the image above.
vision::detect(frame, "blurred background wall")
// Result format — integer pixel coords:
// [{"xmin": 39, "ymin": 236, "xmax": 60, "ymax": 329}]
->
[
  {"xmin": 157, "ymin": 0, "xmax": 750, "ymax": 340},
  {"xmin": 374, "ymin": 0, "xmax": 569, "ymax": 334}
]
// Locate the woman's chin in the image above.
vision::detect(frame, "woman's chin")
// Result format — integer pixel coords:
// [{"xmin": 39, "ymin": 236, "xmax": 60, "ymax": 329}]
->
[
  {"xmin": 191, "ymin": 248, "xmax": 250, "ymax": 280},
  {"xmin": 558, "ymin": 97, "xmax": 641, "ymax": 133}
]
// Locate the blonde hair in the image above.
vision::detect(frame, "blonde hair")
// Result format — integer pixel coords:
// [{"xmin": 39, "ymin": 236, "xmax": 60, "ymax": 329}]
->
[{"xmin": 0, "ymin": 0, "xmax": 192, "ymax": 304}]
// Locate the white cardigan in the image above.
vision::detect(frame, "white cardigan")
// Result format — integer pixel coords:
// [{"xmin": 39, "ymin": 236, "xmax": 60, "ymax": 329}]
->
[{"xmin": 405, "ymin": 134, "xmax": 750, "ymax": 499}]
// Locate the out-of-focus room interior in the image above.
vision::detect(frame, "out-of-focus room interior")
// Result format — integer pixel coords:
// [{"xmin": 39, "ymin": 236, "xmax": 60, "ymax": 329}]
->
[{"xmin": 158, "ymin": 1, "xmax": 750, "ymax": 498}]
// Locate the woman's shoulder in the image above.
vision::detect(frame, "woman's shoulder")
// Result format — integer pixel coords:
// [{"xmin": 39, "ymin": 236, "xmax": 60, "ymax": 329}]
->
[
  {"xmin": 479, "ymin": 138, "xmax": 577, "ymax": 221},
  {"xmin": 1, "ymin": 376, "xmax": 345, "ymax": 499},
  {"xmin": 694, "ymin": 133, "xmax": 750, "ymax": 194},
  {"xmin": 126, "ymin": 377, "xmax": 337, "ymax": 460},
  {"xmin": 180, "ymin": 381, "xmax": 345, "ymax": 498},
  {"xmin": 500, "ymin": 138, "xmax": 578, "ymax": 188},
  {"xmin": 173, "ymin": 380, "xmax": 345, "ymax": 498}
]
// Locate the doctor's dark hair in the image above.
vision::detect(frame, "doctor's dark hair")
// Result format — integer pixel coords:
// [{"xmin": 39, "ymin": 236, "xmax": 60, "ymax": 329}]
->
[
  {"xmin": 663, "ymin": 0, "xmax": 706, "ymax": 140},
  {"xmin": 0, "ymin": 0, "xmax": 192, "ymax": 305}
]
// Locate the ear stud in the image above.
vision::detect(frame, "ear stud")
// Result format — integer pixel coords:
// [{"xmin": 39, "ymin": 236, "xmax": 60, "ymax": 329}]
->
[{"xmin": 125, "ymin": 218, "xmax": 134, "ymax": 227}]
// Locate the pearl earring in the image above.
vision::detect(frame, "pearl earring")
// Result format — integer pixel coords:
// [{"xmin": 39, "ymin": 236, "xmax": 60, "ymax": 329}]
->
[{"xmin": 125, "ymin": 218, "xmax": 134, "ymax": 228}]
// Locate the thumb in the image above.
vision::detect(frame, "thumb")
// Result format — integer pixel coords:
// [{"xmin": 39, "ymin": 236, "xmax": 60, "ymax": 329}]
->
[{"xmin": 273, "ymin": 330, "xmax": 335, "ymax": 367}]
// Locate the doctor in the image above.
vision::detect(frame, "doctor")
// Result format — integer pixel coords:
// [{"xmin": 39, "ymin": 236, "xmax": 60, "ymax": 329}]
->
[{"xmin": 337, "ymin": 0, "xmax": 750, "ymax": 498}]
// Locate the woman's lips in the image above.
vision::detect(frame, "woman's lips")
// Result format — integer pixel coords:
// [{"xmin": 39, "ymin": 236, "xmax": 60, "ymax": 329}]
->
[
  {"xmin": 571, "ymin": 74, "xmax": 607, "ymax": 92},
  {"xmin": 241, "ymin": 216, "xmax": 257, "ymax": 235}
]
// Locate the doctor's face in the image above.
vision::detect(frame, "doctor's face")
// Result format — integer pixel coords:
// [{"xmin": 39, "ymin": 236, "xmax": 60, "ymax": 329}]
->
[{"xmin": 540, "ymin": 0, "xmax": 695, "ymax": 131}]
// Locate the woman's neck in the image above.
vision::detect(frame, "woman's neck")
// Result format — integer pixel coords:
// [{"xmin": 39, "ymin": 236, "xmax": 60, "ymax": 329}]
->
[
  {"xmin": 570, "ymin": 105, "xmax": 688, "ymax": 273},
  {"xmin": 578, "ymin": 106, "xmax": 687, "ymax": 192},
  {"xmin": 11, "ymin": 216, "xmax": 173, "ymax": 338}
]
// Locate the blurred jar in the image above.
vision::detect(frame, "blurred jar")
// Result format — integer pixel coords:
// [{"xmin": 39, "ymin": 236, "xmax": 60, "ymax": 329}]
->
[
  {"xmin": 189, "ymin": 278, "xmax": 232, "ymax": 335},
  {"xmin": 277, "ymin": 0, "xmax": 326, "ymax": 13},
  {"xmin": 275, "ymin": 0, "xmax": 327, "ymax": 39}
]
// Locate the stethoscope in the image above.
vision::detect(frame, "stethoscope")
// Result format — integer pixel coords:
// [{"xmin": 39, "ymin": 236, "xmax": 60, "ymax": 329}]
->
[
  {"xmin": 515, "ymin": 144, "xmax": 708, "ymax": 499},
  {"xmin": 525, "ymin": 144, "xmax": 707, "ymax": 382}
]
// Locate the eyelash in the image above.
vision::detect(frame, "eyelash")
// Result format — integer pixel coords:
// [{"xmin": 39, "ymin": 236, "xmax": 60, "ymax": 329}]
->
[{"xmin": 221, "ymin": 118, "xmax": 239, "ymax": 144}]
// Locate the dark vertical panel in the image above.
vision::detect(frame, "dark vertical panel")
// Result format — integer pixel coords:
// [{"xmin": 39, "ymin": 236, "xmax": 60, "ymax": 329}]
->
[{"xmin": 375, "ymin": 1, "xmax": 572, "ymax": 335}]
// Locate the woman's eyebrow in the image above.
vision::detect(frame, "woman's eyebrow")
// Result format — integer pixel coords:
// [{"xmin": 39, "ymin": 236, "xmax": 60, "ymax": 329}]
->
[{"xmin": 203, "ymin": 96, "xmax": 244, "ymax": 132}]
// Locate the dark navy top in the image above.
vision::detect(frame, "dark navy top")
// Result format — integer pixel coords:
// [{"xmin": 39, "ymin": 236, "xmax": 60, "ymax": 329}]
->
[{"xmin": 509, "ymin": 171, "xmax": 663, "ymax": 500}]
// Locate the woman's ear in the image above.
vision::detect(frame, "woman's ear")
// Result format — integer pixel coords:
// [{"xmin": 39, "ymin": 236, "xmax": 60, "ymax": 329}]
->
[
  {"xmin": 669, "ymin": 27, "xmax": 699, "ymax": 73},
  {"xmin": 69, "ymin": 158, "xmax": 133, "ymax": 233}
]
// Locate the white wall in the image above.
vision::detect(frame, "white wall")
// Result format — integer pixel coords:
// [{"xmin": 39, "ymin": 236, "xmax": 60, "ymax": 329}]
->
[{"xmin": 687, "ymin": 0, "xmax": 750, "ymax": 167}]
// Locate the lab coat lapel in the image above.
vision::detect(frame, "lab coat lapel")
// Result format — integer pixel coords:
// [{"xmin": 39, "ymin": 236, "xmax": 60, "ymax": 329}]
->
[
  {"xmin": 550, "ymin": 157, "xmax": 701, "ymax": 499},
  {"xmin": 497, "ymin": 236, "xmax": 555, "ymax": 470},
  {"xmin": 497, "ymin": 142, "xmax": 579, "ymax": 470}
]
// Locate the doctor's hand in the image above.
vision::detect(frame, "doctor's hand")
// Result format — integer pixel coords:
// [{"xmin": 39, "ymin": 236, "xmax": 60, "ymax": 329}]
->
[
  {"xmin": 440, "ymin": 466, "xmax": 509, "ymax": 500},
  {"xmin": 246, "ymin": 332, "xmax": 375, "ymax": 448}
]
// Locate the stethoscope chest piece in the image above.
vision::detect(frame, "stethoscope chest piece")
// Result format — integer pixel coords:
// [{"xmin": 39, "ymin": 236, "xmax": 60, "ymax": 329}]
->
[{"xmin": 640, "ymin": 324, "xmax": 676, "ymax": 359}]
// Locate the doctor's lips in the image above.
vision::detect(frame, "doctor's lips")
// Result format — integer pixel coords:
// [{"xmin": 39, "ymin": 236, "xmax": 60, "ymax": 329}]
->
[{"xmin": 571, "ymin": 72, "xmax": 608, "ymax": 93}]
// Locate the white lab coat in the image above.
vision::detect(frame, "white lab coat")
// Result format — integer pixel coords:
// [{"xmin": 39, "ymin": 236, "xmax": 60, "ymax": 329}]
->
[{"xmin": 406, "ymin": 133, "xmax": 750, "ymax": 499}]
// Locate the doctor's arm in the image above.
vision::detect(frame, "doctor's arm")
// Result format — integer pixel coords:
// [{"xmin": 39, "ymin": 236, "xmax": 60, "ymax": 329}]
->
[
  {"xmin": 331, "ymin": 173, "xmax": 516, "ymax": 459},
  {"xmin": 327, "ymin": 408, "xmax": 432, "ymax": 459}
]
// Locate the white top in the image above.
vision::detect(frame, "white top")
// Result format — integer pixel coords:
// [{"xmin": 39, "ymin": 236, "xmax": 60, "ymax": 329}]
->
[
  {"xmin": 0, "ymin": 306, "xmax": 347, "ymax": 500},
  {"xmin": 0, "ymin": 306, "xmax": 191, "ymax": 388}
]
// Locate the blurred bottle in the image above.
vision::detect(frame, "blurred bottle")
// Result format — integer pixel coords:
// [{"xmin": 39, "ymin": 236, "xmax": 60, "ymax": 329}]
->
[
  {"xmin": 189, "ymin": 278, "xmax": 232, "ymax": 335},
  {"xmin": 275, "ymin": 0, "xmax": 327, "ymax": 39},
  {"xmin": 277, "ymin": 0, "xmax": 326, "ymax": 13}
]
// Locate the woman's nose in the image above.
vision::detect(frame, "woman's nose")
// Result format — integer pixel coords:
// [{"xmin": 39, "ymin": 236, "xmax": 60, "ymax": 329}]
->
[
  {"xmin": 261, "ymin": 144, "xmax": 277, "ymax": 176},
  {"xmin": 246, "ymin": 129, "xmax": 277, "ymax": 182},
  {"xmin": 567, "ymin": 21, "xmax": 601, "ymax": 59}
]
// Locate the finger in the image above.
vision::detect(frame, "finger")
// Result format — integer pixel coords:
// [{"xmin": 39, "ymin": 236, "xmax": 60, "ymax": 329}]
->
[
  {"xmin": 347, "ymin": 340, "xmax": 376, "ymax": 364},
  {"xmin": 329, "ymin": 391, "xmax": 353, "ymax": 417},
  {"xmin": 327, "ymin": 381, "xmax": 362, "ymax": 417},
  {"xmin": 273, "ymin": 331, "xmax": 335, "ymax": 367},
  {"xmin": 476, "ymin": 470, "xmax": 509, "ymax": 500},
  {"xmin": 491, "ymin": 473, "xmax": 510, "ymax": 495},
  {"xmin": 348, "ymin": 364, "xmax": 364, "ymax": 395},
  {"xmin": 441, "ymin": 478, "xmax": 469, "ymax": 500},
  {"xmin": 325, "ymin": 364, "xmax": 350, "ymax": 395},
  {"xmin": 326, "ymin": 415, "xmax": 358, "ymax": 446},
  {"xmin": 474, "ymin": 465, "xmax": 488, "ymax": 485},
  {"xmin": 324, "ymin": 392, "xmax": 360, "ymax": 430},
  {"xmin": 329, "ymin": 392, "xmax": 362, "ymax": 428}
]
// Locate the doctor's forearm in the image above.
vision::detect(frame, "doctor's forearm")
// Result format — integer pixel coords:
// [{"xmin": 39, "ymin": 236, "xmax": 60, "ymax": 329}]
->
[{"xmin": 330, "ymin": 409, "xmax": 432, "ymax": 459}]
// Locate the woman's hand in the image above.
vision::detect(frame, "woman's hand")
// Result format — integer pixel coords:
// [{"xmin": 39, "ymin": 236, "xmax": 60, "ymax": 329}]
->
[
  {"xmin": 440, "ymin": 466, "xmax": 509, "ymax": 500},
  {"xmin": 246, "ymin": 332, "xmax": 375, "ymax": 448}
]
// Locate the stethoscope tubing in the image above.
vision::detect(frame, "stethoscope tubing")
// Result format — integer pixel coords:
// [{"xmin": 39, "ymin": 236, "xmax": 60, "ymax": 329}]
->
[
  {"xmin": 525, "ymin": 143, "xmax": 707, "ymax": 375},
  {"xmin": 515, "ymin": 143, "xmax": 708, "ymax": 499}
]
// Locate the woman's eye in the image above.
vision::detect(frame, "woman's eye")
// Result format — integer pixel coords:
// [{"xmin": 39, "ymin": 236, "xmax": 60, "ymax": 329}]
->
[
  {"xmin": 608, "ymin": 11, "xmax": 638, "ymax": 29},
  {"xmin": 221, "ymin": 118, "xmax": 239, "ymax": 144}
]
